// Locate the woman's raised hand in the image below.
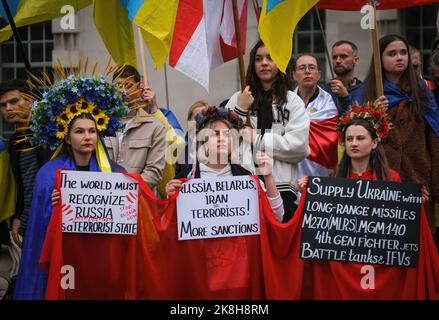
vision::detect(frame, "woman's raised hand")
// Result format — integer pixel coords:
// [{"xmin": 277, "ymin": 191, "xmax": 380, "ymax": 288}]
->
[
  {"xmin": 374, "ymin": 95, "xmax": 389, "ymax": 108},
  {"xmin": 237, "ymin": 85, "xmax": 254, "ymax": 111},
  {"xmin": 255, "ymin": 151, "xmax": 273, "ymax": 176}
]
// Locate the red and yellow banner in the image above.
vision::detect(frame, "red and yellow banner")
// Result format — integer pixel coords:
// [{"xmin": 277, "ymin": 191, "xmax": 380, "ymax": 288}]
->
[{"xmin": 40, "ymin": 171, "xmax": 439, "ymax": 299}]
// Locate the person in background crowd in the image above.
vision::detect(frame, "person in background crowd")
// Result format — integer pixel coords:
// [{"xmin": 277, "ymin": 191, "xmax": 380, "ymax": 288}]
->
[
  {"xmin": 351, "ymin": 34, "xmax": 439, "ymax": 233},
  {"xmin": 104, "ymin": 89, "xmax": 166, "ymax": 191},
  {"xmin": 427, "ymin": 48, "xmax": 439, "ymax": 243},
  {"xmin": 112, "ymin": 65, "xmax": 185, "ymax": 197},
  {"xmin": 292, "ymin": 53, "xmax": 339, "ymax": 184},
  {"xmin": 409, "ymin": 45, "xmax": 424, "ymax": 79},
  {"xmin": 427, "ymin": 48, "xmax": 439, "ymax": 93},
  {"xmin": 175, "ymin": 100, "xmax": 209, "ymax": 176},
  {"xmin": 0, "ymin": 80, "xmax": 50, "ymax": 246},
  {"xmin": 226, "ymin": 40, "xmax": 310, "ymax": 222},
  {"xmin": 431, "ymin": 35, "xmax": 439, "ymax": 52},
  {"xmin": 321, "ymin": 40, "xmax": 362, "ymax": 114}
]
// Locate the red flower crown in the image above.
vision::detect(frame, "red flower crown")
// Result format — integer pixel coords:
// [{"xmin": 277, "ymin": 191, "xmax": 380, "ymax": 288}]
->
[{"xmin": 337, "ymin": 102, "xmax": 392, "ymax": 140}]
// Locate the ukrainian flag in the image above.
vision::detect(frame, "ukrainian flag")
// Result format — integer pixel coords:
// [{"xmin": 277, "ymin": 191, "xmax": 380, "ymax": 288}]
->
[
  {"xmin": 93, "ymin": 0, "xmax": 137, "ymax": 67},
  {"xmin": 0, "ymin": 0, "xmax": 91, "ymax": 42},
  {"xmin": 122, "ymin": 0, "xmax": 179, "ymax": 69},
  {"xmin": 0, "ymin": 139, "xmax": 16, "ymax": 223},
  {"xmin": 93, "ymin": 0, "xmax": 179, "ymax": 69},
  {"xmin": 258, "ymin": 0, "xmax": 319, "ymax": 73}
]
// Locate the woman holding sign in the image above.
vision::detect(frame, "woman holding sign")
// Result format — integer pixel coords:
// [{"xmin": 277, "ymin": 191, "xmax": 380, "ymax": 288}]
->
[
  {"xmin": 297, "ymin": 103, "xmax": 439, "ymax": 299},
  {"xmin": 14, "ymin": 74, "xmax": 128, "ymax": 300},
  {"xmin": 166, "ymin": 106, "xmax": 284, "ymax": 222},
  {"xmin": 164, "ymin": 106, "xmax": 288, "ymax": 298},
  {"xmin": 225, "ymin": 40, "xmax": 310, "ymax": 222}
]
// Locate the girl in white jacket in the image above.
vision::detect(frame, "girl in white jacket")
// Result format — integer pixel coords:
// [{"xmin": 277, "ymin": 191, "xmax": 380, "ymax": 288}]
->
[{"xmin": 226, "ymin": 40, "xmax": 310, "ymax": 221}]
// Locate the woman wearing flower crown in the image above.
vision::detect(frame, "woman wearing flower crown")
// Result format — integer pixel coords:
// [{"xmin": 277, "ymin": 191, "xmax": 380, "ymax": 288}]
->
[
  {"xmin": 14, "ymin": 75, "xmax": 128, "ymax": 300},
  {"xmin": 225, "ymin": 40, "xmax": 310, "ymax": 222},
  {"xmin": 350, "ymin": 34, "xmax": 439, "ymax": 233},
  {"xmin": 298, "ymin": 103, "xmax": 399, "ymax": 192},
  {"xmin": 165, "ymin": 106, "xmax": 284, "ymax": 222},
  {"xmin": 164, "ymin": 106, "xmax": 284, "ymax": 298},
  {"xmin": 296, "ymin": 104, "xmax": 439, "ymax": 299}
]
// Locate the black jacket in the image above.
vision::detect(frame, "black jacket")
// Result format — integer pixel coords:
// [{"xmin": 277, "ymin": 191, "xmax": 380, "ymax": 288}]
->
[{"xmin": 8, "ymin": 131, "xmax": 51, "ymax": 220}]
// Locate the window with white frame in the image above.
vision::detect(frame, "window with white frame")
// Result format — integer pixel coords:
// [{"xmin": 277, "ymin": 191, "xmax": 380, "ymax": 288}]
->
[{"xmin": 0, "ymin": 20, "xmax": 53, "ymax": 137}]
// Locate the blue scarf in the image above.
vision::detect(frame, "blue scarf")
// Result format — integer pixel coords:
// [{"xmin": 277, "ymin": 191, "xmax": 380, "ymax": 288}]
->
[
  {"xmin": 384, "ymin": 80, "xmax": 439, "ymax": 137},
  {"xmin": 13, "ymin": 155, "xmax": 104, "ymax": 300}
]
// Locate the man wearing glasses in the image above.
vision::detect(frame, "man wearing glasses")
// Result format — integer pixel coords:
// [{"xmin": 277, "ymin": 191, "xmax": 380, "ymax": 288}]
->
[{"xmin": 292, "ymin": 54, "xmax": 339, "ymax": 193}]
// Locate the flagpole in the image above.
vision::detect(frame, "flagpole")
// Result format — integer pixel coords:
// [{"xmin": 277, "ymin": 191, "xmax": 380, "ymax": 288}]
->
[
  {"xmin": 252, "ymin": 0, "xmax": 260, "ymax": 22},
  {"xmin": 369, "ymin": 0, "xmax": 384, "ymax": 97},
  {"xmin": 136, "ymin": 25, "xmax": 149, "ymax": 85},
  {"xmin": 1, "ymin": 0, "xmax": 32, "ymax": 74},
  {"xmin": 314, "ymin": 7, "xmax": 334, "ymax": 79},
  {"xmin": 232, "ymin": 0, "xmax": 246, "ymax": 91},
  {"xmin": 232, "ymin": 0, "xmax": 252, "ymax": 128}
]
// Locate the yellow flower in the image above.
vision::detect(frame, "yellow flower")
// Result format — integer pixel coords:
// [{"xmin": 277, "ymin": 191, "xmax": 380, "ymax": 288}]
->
[
  {"xmin": 93, "ymin": 111, "xmax": 110, "ymax": 132},
  {"xmin": 65, "ymin": 103, "xmax": 81, "ymax": 118},
  {"xmin": 78, "ymin": 99, "xmax": 95, "ymax": 113},
  {"xmin": 56, "ymin": 112, "xmax": 71, "ymax": 126},
  {"xmin": 56, "ymin": 123, "xmax": 68, "ymax": 140}
]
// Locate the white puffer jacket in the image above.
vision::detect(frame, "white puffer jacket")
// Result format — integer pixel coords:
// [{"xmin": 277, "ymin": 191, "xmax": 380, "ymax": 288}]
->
[{"xmin": 226, "ymin": 90, "xmax": 310, "ymax": 188}]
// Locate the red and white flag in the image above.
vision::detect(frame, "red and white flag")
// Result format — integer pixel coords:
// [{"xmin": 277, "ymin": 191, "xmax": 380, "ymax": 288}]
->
[{"xmin": 169, "ymin": 0, "xmax": 248, "ymax": 90}]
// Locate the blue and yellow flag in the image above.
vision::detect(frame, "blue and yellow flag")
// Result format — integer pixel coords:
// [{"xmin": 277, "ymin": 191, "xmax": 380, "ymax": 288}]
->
[
  {"xmin": 0, "ymin": 0, "xmax": 92, "ymax": 42},
  {"xmin": 0, "ymin": 139, "xmax": 16, "ymax": 223},
  {"xmin": 121, "ymin": 0, "xmax": 179, "ymax": 69},
  {"xmin": 93, "ymin": 0, "xmax": 137, "ymax": 67},
  {"xmin": 258, "ymin": 0, "xmax": 319, "ymax": 73}
]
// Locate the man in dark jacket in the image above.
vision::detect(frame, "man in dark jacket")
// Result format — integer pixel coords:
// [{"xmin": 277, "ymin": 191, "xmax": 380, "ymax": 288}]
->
[
  {"xmin": 0, "ymin": 80, "xmax": 50, "ymax": 246},
  {"xmin": 321, "ymin": 40, "xmax": 363, "ymax": 114}
]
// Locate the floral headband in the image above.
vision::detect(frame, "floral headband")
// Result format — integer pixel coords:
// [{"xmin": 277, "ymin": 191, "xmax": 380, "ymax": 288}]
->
[
  {"xmin": 337, "ymin": 102, "xmax": 392, "ymax": 140},
  {"xmin": 195, "ymin": 106, "xmax": 245, "ymax": 131},
  {"xmin": 30, "ymin": 75, "xmax": 129, "ymax": 150}
]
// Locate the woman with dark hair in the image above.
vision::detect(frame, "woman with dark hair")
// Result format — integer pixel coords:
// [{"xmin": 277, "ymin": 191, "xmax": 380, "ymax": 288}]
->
[
  {"xmin": 296, "ymin": 103, "xmax": 439, "ymax": 299},
  {"xmin": 14, "ymin": 75, "xmax": 128, "ymax": 300},
  {"xmin": 335, "ymin": 118, "xmax": 396, "ymax": 181},
  {"xmin": 351, "ymin": 34, "xmax": 439, "ymax": 231},
  {"xmin": 226, "ymin": 40, "xmax": 310, "ymax": 221}
]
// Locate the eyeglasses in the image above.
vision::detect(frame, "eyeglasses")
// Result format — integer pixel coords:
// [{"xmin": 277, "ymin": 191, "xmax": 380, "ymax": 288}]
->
[{"xmin": 295, "ymin": 64, "xmax": 318, "ymax": 72}]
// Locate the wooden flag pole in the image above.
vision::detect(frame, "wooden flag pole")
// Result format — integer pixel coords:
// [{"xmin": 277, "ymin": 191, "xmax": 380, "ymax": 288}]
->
[
  {"xmin": 232, "ymin": 0, "xmax": 246, "ymax": 91},
  {"xmin": 314, "ymin": 7, "xmax": 335, "ymax": 79},
  {"xmin": 369, "ymin": 0, "xmax": 383, "ymax": 97},
  {"xmin": 232, "ymin": 0, "xmax": 252, "ymax": 128},
  {"xmin": 136, "ymin": 25, "xmax": 149, "ymax": 85}
]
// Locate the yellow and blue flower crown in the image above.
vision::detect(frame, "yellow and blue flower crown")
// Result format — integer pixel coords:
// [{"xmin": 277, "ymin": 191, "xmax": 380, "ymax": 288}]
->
[{"xmin": 30, "ymin": 74, "xmax": 129, "ymax": 151}]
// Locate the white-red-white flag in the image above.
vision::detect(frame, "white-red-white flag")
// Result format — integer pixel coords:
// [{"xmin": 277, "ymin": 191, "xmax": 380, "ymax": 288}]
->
[
  {"xmin": 295, "ymin": 87, "xmax": 339, "ymax": 179},
  {"xmin": 169, "ymin": 0, "xmax": 248, "ymax": 90}
]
